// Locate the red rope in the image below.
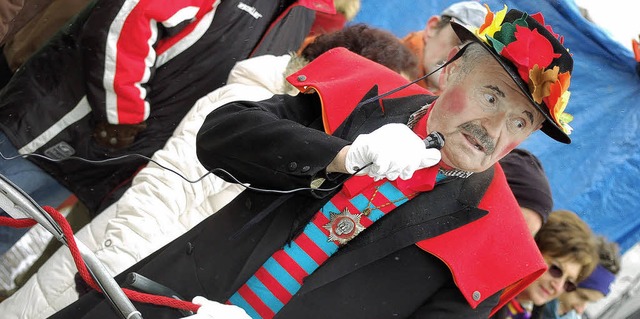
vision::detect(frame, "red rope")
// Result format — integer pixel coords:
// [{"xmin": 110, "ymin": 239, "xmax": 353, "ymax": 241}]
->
[
  {"xmin": 2, "ymin": 206, "xmax": 200, "ymax": 314},
  {"xmin": 0, "ymin": 216, "xmax": 38, "ymax": 228}
]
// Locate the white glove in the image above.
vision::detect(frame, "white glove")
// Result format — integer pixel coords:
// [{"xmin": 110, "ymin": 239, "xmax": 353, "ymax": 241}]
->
[
  {"xmin": 179, "ymin": 296, "xmax": 252, "ymax": 319},
  {"xmin": 345, "ymin": 123, "xmax": 441, "ymax": 181}
]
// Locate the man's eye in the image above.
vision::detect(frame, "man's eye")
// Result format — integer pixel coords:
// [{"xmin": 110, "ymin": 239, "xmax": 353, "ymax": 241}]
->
[
  {"xmin": 508, "ymin": 118, "xmax": 527, "ymax": 133},
  {"xmin": 514, "ymin": 118, "xmax": 525, "ymax": 129},
  {"xmin": 484, "ymin": 93, "xmax": 496, "ymax": 104}
]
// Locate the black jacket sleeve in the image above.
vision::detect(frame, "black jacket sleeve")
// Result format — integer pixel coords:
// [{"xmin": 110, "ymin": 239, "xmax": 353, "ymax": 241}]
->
[
  {"xmin": 409, "ymin": 284, "xmax": 501, "ymax": 319},
  {"xmin": 196, "ymin": 92, "xmax": 351, "ymax": 192}
]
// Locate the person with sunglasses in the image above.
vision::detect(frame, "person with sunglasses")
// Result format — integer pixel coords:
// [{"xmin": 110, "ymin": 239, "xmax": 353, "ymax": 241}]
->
[
  {"xmin": 491, "ymin": 210, "xmax": 599, "ymax": 319},
  {"xmin": 541, "ymin": 235, "xmax": 621, "ymax": 319}
]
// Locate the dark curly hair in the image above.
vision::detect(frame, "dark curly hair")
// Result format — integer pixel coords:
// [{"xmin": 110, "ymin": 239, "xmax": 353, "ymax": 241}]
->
[{"xmin": 301, "ymin": 24, "xmax": 419, "ymax": 79}]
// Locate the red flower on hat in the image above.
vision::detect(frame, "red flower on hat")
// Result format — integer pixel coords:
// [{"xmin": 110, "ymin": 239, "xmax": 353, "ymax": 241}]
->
[
  {"xmin": 501, "ymin": 26, "xmax": 561, "ymax": 82},
  {"xmin": 531, "ymin": 12, "xmax": 564, "ymax": 44}
]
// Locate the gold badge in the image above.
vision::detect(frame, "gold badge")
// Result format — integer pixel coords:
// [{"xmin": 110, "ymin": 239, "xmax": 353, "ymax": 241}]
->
[{"xmin": 323, "ymin": 208, "xmax": 365, "ymax": 245}]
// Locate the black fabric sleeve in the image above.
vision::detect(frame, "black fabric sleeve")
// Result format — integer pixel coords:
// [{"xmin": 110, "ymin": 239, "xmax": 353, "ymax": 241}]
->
[
  {"xmin": 196, "ymin": 93, "xmax": 351, "ymax": 193},
  {"xmin": 409, "ymin": 283, "xmax": 502, "ymax": 319}
]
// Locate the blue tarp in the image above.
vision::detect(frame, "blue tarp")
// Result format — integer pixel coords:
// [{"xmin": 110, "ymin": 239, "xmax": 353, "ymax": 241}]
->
[{"xmin": 352, "ymin": 0, "xmax": 640, "ymax": 252}]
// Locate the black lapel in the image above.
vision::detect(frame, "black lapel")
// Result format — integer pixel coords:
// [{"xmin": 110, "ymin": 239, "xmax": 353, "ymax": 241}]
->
[{"xmin": 293, "ymin": 167, "xmax": 495, "ymax": 296}]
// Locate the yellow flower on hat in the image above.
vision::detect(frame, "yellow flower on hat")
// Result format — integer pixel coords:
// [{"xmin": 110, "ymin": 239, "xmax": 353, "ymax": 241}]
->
[
  {"xmin": 544, "ymin": 71, "xmax": 573, "ymax": 134},
  {"xmin": 558, "ymin": 109, "xmax": 573, "ymax": 135},
  {"xmin": 475, "ymin": 4, "xmax": 507, "ymax": 41}
]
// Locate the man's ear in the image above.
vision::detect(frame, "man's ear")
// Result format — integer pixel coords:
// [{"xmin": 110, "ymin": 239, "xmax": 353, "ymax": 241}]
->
[
  {"xmin": 423, "ymin": 16, "xmax": 441, "ymax": 40},
  {"xmin": 438, "ymin": 46, "xmax": 461, "ymax": 89}
]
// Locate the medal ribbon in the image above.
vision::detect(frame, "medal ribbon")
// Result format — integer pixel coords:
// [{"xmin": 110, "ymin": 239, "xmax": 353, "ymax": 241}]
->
[{"xmin": 227, "ymin": 171, "xmax": 441, "ymax": 318}]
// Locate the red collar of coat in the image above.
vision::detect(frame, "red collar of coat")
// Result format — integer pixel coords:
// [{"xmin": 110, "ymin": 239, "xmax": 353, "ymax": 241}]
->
[{"xmin": 286, "ymin": 47, "xmax": 546, "ymax": 315}]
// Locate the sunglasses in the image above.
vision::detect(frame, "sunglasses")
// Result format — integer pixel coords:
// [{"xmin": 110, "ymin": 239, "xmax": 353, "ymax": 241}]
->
[{"xmin": 548, "ymin": 263, "xmax": 577, "ymax": 292}]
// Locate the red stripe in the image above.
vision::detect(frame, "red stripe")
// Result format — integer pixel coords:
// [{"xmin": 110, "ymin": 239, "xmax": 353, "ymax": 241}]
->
[
  {"xmin": 111, "ymin": 0, "xmax": 216, "ymax": 124},
  {"xmin": 294, "ymin": 233, "xmax": 329, "ymax": 265},
  {"xmin": 329, "ymin": 193, "xmax": 358, "ymax": 215},
  {"xmin": 368, "ymin": 189, "xmax": 397, "ymax": 213},
  {"xmin": 273, "ymin": 250, "xmax": 308, "ymax": 284},
  {"xmin": 237, "ymin": 284, "xmax": 275, "ymax": 319},
  {"xmin": 254, "ymin": 267, "xmax": 292, "ymax": 304},
  {"xmin": 329, "ymin": 192, "xmax": 374, "ymax": 227},
  {"xmin": 311, "ymin": 213, "xmax": 330, "ymax": 235}
]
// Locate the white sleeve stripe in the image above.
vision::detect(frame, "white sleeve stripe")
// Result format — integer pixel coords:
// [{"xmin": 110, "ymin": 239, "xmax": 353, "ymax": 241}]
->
[
  {"xmin": 104, "ymin": 0, "xmax": 142, "ymax": 124},
  {"xmin": 136, "ymin": 19, "xmax": 157, "ymax": 123},
  {"xmin": 156, "ymin": 0, "xmax": 220, "ymax": 67},
  {"xmin": 19, "ymin": 96, "xmax": 92, "ymax": 154},
  {"xmin": 161, "ymin": 6, "xmax": 199, "ymax": 28}
]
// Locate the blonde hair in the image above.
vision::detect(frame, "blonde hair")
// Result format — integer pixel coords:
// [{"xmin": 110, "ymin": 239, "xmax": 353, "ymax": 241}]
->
[{"xmin": 535, "ymin": 210, "xmax": 599, "ymax": 282}]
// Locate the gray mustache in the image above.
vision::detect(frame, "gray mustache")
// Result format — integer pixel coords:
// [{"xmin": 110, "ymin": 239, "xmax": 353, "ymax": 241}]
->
[{"xmin": 460, "ymin": 123, "xmax": 495, "ymax": 155}]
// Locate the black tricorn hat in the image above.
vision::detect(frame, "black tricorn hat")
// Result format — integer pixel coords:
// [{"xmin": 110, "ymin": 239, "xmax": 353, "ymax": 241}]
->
[{"xmin": 451, "ymin": 6, "xmax": 574, "ymax": 144}]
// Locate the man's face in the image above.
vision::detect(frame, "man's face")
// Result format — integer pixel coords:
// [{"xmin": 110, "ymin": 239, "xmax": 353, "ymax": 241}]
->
[
  {"xmin": 422, "ymin": 18, "xmax": 461, "ymax": 92},
  {"xmin": 427, "ymin": 49, "xmax": 545, "ymax": 172},
  {"xmin": 558, "ymin": 288, "xmax": 605, "ymax": 315}
]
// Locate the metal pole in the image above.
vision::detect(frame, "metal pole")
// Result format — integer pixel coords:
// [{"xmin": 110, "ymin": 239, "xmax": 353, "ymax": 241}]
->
[{"xmin": 0, "ymin": 174, "xmax": 143, "ymax": 319}]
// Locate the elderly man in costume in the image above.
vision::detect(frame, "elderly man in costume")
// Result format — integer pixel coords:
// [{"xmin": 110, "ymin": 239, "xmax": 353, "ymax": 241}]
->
[{"xmin": 50, "ymin": 5, "xmax": 576, "ymax": 319}]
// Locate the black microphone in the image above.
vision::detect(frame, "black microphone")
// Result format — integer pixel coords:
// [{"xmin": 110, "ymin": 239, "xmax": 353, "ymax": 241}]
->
[{"xmin": 424, "ymin": 131, "xmax": 445, "ymax": 150}]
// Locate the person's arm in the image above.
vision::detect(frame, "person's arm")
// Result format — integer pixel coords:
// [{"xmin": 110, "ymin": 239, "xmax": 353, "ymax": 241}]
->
[
  {"xmin": 85, "ymin": 0, "xmax": 214, "ymax": 124},
  {"xmin": 84, "ymin": 0, "xmax": 217, "ymax": 147},
  {"xmin": 326, "ymin": 146, "xmax": 350, "ymax": 174},
  {"xmin": 197, "ymin": 93, "xmax": 351, "ymax": 192},
  {"xmin": 409, "ymin": 285, "xmax": 501, "ymax": 319},
  {"xmin": 197, "ymin": 92, "xmax": 442, "ymax": 192}
]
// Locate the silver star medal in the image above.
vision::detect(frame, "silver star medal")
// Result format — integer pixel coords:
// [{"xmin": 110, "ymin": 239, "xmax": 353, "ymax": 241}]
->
[{"xmin": 323, "ymin": 208, "xmax": 365, "ymax": 245}]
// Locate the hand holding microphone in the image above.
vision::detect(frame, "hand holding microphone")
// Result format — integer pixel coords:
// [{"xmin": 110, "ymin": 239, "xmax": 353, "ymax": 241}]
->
[{"xmin": 344, "ymin": 123, "xmax": 442, "ymax": 181}]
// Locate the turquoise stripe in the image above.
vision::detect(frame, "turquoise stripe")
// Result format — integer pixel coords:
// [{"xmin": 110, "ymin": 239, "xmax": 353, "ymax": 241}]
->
[
  {"xmin": 320, "ymin": 201, "xmax": 340, "ymax": 219},
  {"xmin": 262, "ymin": 257, "xmax": 300, "ymax": 294},
  {"xmin": 378, "ymin": 182, "xmax": 405, "ymax": 204},
  {"xmin": 366, "ymin": 207, "xmax": 384, "ymax": 222},
  {"xmin": 229, "ymin": 292, "xmax": 261, "ymax": 319},
  {"xmin": 245, "ymin": 276, "xmax": 284, "ymax": 313},
  {"xmin": 359, "ymin": 182, "xmax": 397, "ymax": 221},
  {"xmin": 436, "ymin": 172, "xmax": 447, "ymax": 182},
  {"xmin": 282, "ymin": 241, "xmax": 318, "ymax": 274},
  {"xmin": 349, "ymin": 193, "xmax": 370, "ymax": 211},
  {"xmin": 303, "ymin": 223, "xmax": 339, "ymax": 256}
]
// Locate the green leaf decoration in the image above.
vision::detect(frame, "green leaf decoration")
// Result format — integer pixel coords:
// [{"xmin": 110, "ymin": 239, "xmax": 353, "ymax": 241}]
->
[{"xmin": 487, "ymin": 35, "xmax": 506, "ymax": 53}]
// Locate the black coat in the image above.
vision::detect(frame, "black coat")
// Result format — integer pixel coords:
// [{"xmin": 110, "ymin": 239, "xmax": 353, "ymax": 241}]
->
[{"xmin": 52, "ymin": 90, "xmax": 500, "ymax": 319}]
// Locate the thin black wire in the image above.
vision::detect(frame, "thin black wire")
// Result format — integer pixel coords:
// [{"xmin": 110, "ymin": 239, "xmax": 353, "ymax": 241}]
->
[
  {"xmin": 0, "ymin": 45, "xmax": 463, "ymax": 195},
  {"xmin": 355, "ymin": 43, "xmax": 468, "ymax": 107},
  {"xmin": 0, "ymin": 151, "xmax": 370, "ymax": 194}
]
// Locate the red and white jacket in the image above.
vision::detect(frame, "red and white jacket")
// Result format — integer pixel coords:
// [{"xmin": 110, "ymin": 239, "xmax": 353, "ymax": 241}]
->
[{"xmin": 0, "ymin": 0, "xmax": 334, "ymax": 213}]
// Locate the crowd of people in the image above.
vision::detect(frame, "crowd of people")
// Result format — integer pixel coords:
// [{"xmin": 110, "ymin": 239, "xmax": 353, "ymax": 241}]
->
[{"xmin": 0, "ymin": 0, "xmax": 623, "ymax": 318}]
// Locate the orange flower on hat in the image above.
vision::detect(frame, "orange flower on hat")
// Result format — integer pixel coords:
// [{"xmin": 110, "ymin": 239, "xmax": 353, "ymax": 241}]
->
[
  {"xmin": 528, "ymin": 65, "xmax": 559, "ymax": 104},
  {"xmin": 543, "ymin": 71, "xmax": 573, "ymax": 134},
  {"xmin": 476, "ymin": 4, "xmax": 507, "ymax": 41}
]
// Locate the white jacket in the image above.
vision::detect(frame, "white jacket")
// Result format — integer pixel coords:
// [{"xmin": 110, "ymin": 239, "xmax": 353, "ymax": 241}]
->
[{"xmin": 0, "ymin": 54, "xmax": 297, "ymax": 319}]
